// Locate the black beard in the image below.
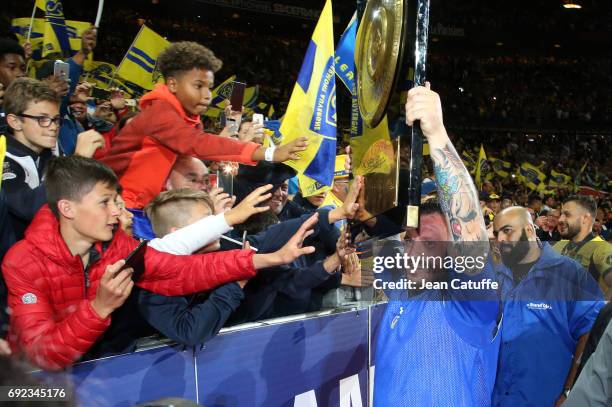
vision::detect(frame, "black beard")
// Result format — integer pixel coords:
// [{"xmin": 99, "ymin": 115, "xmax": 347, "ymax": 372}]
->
[
  {"xmin": 559, "ymin": 222, "xmax": 581, "ymax": 240},
  {"xmin": 500, "ymin": 230, "xmax": 531, "ymax": 268}
]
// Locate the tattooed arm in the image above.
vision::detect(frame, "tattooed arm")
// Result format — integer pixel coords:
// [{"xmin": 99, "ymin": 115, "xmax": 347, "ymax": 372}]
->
[{"xmin": 405, "ymin": 83, "xmax": 489, "ymax": 262}]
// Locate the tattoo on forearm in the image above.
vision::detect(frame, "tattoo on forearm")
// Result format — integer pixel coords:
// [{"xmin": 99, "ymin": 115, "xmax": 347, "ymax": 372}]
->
[{"xmin": 431, "ymin": 143, "xmax": 486, "ymax": 245}]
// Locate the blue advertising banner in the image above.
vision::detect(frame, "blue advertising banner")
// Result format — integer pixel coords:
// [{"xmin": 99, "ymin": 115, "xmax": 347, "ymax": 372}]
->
[
  {"xmin": 196, "ymin": 310, "xmax": 369, "ymax": 407},
  {"xmin": 69, "ymin": 345, "xmax": 197, "ymax": 407},
  {"xmin": 44, "ymin": 309, "xmax": 371, "ymax": 406}
]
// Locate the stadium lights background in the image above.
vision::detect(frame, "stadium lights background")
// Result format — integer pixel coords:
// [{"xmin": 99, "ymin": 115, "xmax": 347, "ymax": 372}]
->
[{"xmin": 563, "ymin": 0, "xmax": 582, "ymax": 9}]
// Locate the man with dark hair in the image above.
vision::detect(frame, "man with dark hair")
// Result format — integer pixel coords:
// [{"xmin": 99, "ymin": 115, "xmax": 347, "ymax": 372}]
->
[
  {"xmin": 1, "ymin": 155, "xmax": 319, "ymax": 370},
  {"xmin": 528, "ymin": 195, "xmax": 543, "ymax": 215},
  {"xmin": 0, "ymin": 39, "xmax": 26, "ymax": 89},
  {"xmin": 492, "ymin": 206, "xmax": 604, "ymax": 406},
  {"xmin": 100, "ymin": 41, "xmax": 307, "ymax": 211},
  {"xmin": 0, "ymin": 38, "xmax": 27, "ymax": 134},
  {"xmin": 554, "ymin": 195, "xmax": 612, "ymax": 299}
]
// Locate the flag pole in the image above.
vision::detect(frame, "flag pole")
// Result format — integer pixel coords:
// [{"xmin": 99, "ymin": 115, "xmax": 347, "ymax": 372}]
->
[
  {"xmin": 95, "ymin": 0, "xmax": 105, "ymax": 27},
  {"xmin": 25, "ymin": 1, "xmax": 38, "ymax": 73},
  {"xmin": 27, "ymin": 1, "xmax": 37, "ymax": 42}
]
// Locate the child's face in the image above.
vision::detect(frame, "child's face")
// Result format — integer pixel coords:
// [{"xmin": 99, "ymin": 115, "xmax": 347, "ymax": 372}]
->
[
  {"xmin": 169, "ymin": 68, "xmax": 214, "ymax": 116},
  {"xmin": 187, "ymin": 203, "xmax": 220, "ymax": 253},
  {"xmin": 63, "ymin": 182, "xmax": 121, "ymax": 244},
  {"xmin": 10, "ymin": 100, "xmax": 60, "ymax": 154}
]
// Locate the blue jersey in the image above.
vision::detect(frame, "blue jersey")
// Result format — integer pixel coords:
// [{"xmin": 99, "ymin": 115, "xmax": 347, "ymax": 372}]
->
[{"xmin": 373, "ymin": 254, "xmax": 501, "ymax": 407}]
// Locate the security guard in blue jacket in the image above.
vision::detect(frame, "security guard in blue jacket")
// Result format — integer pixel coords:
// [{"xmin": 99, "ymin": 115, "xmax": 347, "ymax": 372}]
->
[{"xmin": 492, "ymin": 206, "xmax": 604, "ymax": 407}]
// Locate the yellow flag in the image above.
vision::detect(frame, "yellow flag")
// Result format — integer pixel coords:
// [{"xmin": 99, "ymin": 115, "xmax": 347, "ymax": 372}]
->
[
  {"xmin": 549, "ymin": 169, "xmax": 572, "ymax": 188},
  {"xmin": 279, "ymin": 0, "xmax": 336, "ymax": 187},
  {"xmin": 475, "ymin": 144, "xmax": 489, "ymax": 188},
  {"xmin": 489, "ymin": 156, "xmax": 512, "ymax": 178},
  {"xmin": 11, "ymin": 17, "xmax": 90, "ymax": 58},
  {"xmin": 351, "ymin": 115, "xmax": 394, "ymax": 177},
  {"xmin": 519, "ymin": 162, "xmax": 547, "ymax": 190},
  {"xmin": 116, "ymin": 25, "xmax": 169, "ymax": 90}
]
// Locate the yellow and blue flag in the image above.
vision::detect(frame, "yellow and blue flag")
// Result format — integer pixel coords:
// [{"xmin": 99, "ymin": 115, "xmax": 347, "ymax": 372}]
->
[
  {"xmin": 35, "ymin": 0, "xmax": 72, "ymax": 57},
  {"xmin": 210, "ymin": 75, "xmax": 237, "ymax": 106},
  {"xmin": 12, "ymin": 17, "xmax": 90, "ymax": 60},
  {"xmin": 489, "ymin": 156, "xmax": 512, "ymax": 178},
  {"xmin": 549, "ymin": 169, "xmax": 571, "ymax": 188},
  {"xmin": 279, "ymin": 0, "xmax": 336, "ymax": 187},
  {"xmin": 519, "ymin": 162, "xmax": 547, "ymax": 190},
  {"xmin": 475, "ymin": 144, "xmax": 489, "ymax": 188},
  {"xmin": 116, "ymin": 25, "xmax": 169, "ymax": 90}
]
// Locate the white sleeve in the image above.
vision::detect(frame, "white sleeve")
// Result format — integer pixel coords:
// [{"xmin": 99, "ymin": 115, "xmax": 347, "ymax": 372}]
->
[{"xmin": 147, "ymin": 213, "xmax": 231, "ymax": 255}]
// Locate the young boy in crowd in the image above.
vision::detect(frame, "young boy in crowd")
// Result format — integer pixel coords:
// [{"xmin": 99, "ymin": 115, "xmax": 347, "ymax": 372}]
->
[
  {"xmin": 100, "ymin": 41, "xmax": 307, "ymax": 210},
  {"xmin": 2, "ymin": 78, "xmax": 103, "ymax": 240},
  {"xmin": 1, "ymin": 155, "xmax": 318, "ymax": 370}
]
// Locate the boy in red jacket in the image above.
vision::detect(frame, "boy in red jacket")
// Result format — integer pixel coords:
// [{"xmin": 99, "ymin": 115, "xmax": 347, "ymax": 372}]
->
[
  {"xmin": 1, "ymin": 155, "xmax": 317, "ymax": 370},
  {"xmin": 101, "ymin": 41, "xmax": 306, "ymax": 209}
]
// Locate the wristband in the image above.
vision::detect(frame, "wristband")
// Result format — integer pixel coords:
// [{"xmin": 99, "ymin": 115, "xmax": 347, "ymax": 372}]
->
[{"xmin": 264, "ymin": 145, "xmax": 276, "ymax": 162}]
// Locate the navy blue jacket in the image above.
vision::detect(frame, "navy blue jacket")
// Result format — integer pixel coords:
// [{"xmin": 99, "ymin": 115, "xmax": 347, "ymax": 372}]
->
[
  {"xmin": 224, "ymin": 209, "xmax": 341, "ymax": 324},
  {"xmin": 2, "ymin": 135, "xmax": 50, "ymax": 240},
  {"xmin": 0, "ymin": 191, "xmax": 16, "ymax": 336},
  {"xmin": 137, "ymin": 283, "xmax": 244, "ymax": 347}
]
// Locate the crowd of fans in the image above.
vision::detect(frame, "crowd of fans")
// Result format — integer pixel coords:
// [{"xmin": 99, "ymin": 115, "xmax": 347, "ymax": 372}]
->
[{"xmin": 0, "ymin": 2, "xmax": 610, "ymax": 406}]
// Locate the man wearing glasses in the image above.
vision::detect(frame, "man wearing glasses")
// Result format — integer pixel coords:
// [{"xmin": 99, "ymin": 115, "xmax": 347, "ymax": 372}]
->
[{"xmin": 2, "ymin": 78, "xmax": 100, "ymax": 240}]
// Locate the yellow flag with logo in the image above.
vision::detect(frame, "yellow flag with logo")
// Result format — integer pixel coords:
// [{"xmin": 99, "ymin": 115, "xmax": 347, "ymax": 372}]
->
[
  {"xmin": 351, "ymin": 115, "xmax": 394, "ymax": 177},
  {"xmin": 116, "ymin": 25, "xmax": 169, "ymax": 90},
  {"xmin": 279, "ymin": 0, "xmax": 336, "ymax": 187},
  {"xmin": 11, "ymin": 17, "xmax": 91, "ymax": 59},
  {"xmin": 519, "ymin": 162, "xmax": 547, "ymax": 190}
]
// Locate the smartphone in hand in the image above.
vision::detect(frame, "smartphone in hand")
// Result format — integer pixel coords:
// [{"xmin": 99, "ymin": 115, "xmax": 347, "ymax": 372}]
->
[
  {"xmin": 116, "ymin": 240, "xmax": 147, "ymax": 280},
  {"xmin": 53, "ymin": 60, "xmax": 70, "ymax": 79}
]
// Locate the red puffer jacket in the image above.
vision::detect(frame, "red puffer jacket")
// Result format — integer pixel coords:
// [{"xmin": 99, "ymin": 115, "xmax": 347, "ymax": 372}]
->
[{"xmin": 1, "ymin": 205, "xmax": 256, "ymax": 371}]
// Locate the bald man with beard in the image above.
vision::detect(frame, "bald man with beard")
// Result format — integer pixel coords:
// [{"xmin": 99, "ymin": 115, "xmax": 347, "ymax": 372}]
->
[{"xmin": 492, "ymin": 207, "xmax": 604, "ymax": 407}]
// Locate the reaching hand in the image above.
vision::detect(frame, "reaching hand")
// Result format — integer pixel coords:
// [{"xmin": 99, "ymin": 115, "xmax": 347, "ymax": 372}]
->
[
  {"xmin": 274, "ymin": 137, "xmax": 309, "ymax": 161},
  {"xmin": 22, "ymin": 41, "xmax": 33, "ymax": 61},
  {"xmin": 110, "ymin": 89, "xmax": 126, "ymax": 110},
  {"xmin": 72, "ymin": 81, "xmax": 93, "ymax": 103},
  {"xmin": 81, "ymin": 26, "xmax": 98, "ymax": 55},
  {"xmin": 42, "ymin": 75, "xmax": 69, "ymax": 97},
  {"xmin": 336, "ymin": 227, "xmax": 356, "ymax": 261},
  {"xmin": 224, "ymin": 184, "xmax": 273, "ymax": 225},
  {"xmin": 208, "ymin": 187, "xmax": 234, "ymax": 214},
  {"xmin": 74, "ymin": 129, "xmax": 105, "ymax": 158},
  {"xmin": 274, "ymin": 213, "xmax": 318, "ymax": 264}
]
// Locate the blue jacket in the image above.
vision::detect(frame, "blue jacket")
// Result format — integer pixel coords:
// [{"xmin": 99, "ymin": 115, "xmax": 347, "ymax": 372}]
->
[
  {"xmin": 57, "ymin": 59, "xmax": 84, "ymax": 155},
  {"xmin": 493, "ymin": 243, "xmax": 604, "ymax": 407},
  {"xmin": 225, "ymin": 209, "xmax": 341, "ymax": 323},
  {"xmin": 138, "ymin": 283, "xmax": 244, "ymax": 347},
  {"xmin": 0, "ymin": 191, "xmax": 16, "ymax": 336}
]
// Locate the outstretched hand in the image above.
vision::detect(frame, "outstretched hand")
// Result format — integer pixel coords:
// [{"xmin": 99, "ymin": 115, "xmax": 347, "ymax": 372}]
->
[
  {"xmin": 275, "ymin": 212, "xmax": 318, "ymax": 263},
  {"xmin": 274, "ymin": 137, "xmax": 309, "ymax": 161},
  {"xmin": 224, "ymin": 184, "xmax": 273, "ymax": 225}
]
